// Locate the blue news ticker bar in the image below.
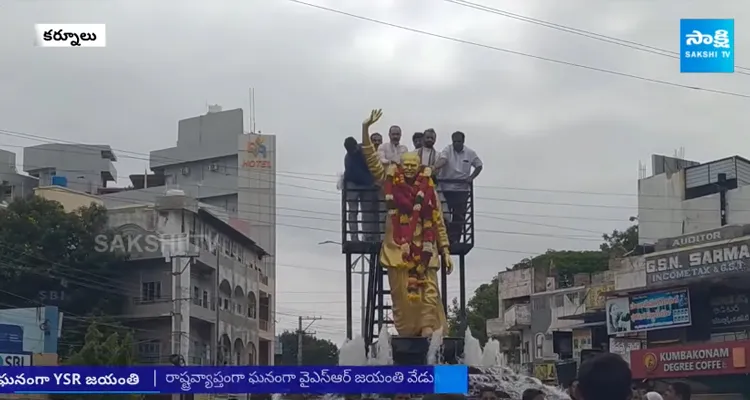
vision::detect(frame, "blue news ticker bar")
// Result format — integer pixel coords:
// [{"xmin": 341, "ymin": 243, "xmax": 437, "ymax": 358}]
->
[{"xmin": 0, "ymin": 366, "xmax": 469, "ymax": 394}]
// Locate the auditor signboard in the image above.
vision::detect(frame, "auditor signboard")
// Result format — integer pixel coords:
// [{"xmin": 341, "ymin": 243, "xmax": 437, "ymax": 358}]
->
[{"xmin": 645, "ymin": 239, "xmax": 750, "ymax": 286}]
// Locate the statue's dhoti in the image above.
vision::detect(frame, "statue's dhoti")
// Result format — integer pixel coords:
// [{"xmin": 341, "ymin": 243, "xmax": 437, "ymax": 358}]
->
[{"xmin": 387, "ymin": 266, "xmax": 448, "ymax": 337}]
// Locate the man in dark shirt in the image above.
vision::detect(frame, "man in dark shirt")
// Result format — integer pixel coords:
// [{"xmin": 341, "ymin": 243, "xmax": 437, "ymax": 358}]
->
[
  {"xmin": 575, "ymin": 353, "xmax": 632, "ymax": 400},
  {"xmin": 344, "ymin": 136, "xmax": 377, "ymax": 241}
]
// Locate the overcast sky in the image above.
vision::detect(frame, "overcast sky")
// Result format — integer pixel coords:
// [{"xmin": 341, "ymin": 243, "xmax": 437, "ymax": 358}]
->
[{"xmin": 1, "ymin": 0, "xmax": 748, "ymax": 346}]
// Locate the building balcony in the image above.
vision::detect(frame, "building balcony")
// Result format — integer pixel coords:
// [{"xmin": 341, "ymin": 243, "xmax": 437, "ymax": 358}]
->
[
  {"xmin": 341, "ymin": 180, "xmax": 475, "ymax": 255},
  {"xmin": 259, "ymin": 319, "xmax": 270, "ymax": 332},
  {"xmin": 504, "ymin": 303, "xmax": 531, "ymax": 330}
]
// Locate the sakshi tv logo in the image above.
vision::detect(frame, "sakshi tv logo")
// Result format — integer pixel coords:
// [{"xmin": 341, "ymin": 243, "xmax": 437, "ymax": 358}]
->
[
  {"xmin": 680, "ymin": 19, "xmax": 734, "ymax": 73},
  {"xmin": 242, "ymin": 136, "xmax": 272, "ymax": 169}
]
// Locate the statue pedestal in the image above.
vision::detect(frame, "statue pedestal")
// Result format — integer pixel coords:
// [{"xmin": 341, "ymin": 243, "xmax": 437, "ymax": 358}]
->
[{"xmin": 390, "ymin": 336, "xmax": 465, "ymax": 365}]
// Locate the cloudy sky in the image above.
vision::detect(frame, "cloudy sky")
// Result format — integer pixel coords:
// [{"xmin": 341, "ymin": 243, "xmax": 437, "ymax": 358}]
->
[{"xmin": 1, "ymin": 0, "xmax": 748, "ymax": 346}]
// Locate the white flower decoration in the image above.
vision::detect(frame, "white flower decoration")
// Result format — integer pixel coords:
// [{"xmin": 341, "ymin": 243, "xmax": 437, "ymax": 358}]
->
[
  {"xmin": 417, "ymin": 191, "xmax": 424, "ymax": 198},
  {"xmin": 414, "ymin": 204, "xmax": 422, "ymax": 211},
  {"xmin": 385, "ymin": 194, "xmax": 394, "ymax": 201}
]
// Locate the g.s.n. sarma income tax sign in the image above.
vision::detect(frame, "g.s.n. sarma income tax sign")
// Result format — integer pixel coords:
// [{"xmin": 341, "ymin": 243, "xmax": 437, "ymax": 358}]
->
[{"xmin": 645, "ymin": 239, "xmax": 750, "ymax": 286}]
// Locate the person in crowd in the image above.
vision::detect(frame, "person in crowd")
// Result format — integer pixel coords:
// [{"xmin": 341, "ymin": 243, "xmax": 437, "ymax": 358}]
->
[
  {"xmin": 575, "ymin": 353, "xmax": 632, "ymax": 400},
  {"xmin": 413, "ymin": 131, "xmax": 424, "ymax": 149},
  {"xmin": 417, "ymin": 128, "xmax": 439, "ymax": 168},
  {"xmin": 343, "ymin": 136, "xmax": 377, "ymax": 241},
  {"xmin": 646, "ymin": 392, "xmax": 663, "ymax": 400},
  {"xmin": 371, "ymin": 132, "xmax": 383, "ymax": 150},
  {"xmin": 664, "ymin": 382, "xmax": 690, "ymax": 400},
  {"xmin": 435, "ymin": 130, "xmax": 483, "ymax": 243},
  {"xmin": 478, "ymin": 388, "xmax": 511, "ymax": 400},
  {"xmin": 522, "ymin": 389, "xmax": 545, "ymax": 400},
  {"xmin": 377, "ymin": 125, "xmax": 408, "ymax": 164},
  {"xmin": 568, "ymin": 379, "xmax": 579, "ymax": 400}
]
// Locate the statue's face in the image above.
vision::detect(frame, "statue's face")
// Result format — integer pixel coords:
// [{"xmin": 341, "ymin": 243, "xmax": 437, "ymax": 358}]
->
[{"xmin": 401, "ymin": 153, "xmax": 420, "ymax": 178}]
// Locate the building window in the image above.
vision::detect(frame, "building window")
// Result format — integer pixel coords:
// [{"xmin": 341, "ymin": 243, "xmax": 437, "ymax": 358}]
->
[
  {"xmin": 223, "ymin": 298, "xmax": 229, "ymax": 310},
  {"xmin": 535, "ymin": 333, "xmax": 544, "ymax": 359},
  {"xmin": 193, "ymin": 286, "xmax": 201, "ymax": 306},
  {"xmin": 203, "ymin": 290, "xmax": 209, "ymax": 309},
  {"xmin": 141, "ymin": 281, "xmax": 161, "ymax": 302},
  {"xmin": 137, "ymin": 339, "xmax": 161, "ymax": 363}
]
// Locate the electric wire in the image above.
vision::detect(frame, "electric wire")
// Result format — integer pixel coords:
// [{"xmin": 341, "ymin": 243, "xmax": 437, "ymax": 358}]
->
[
  {"xmin": 443, "ymin": 0, "xmax": 750, "ymax": 75},
  {"xmin": 285, "ymin": 0, "xmax": 750, "ymax": 99}
]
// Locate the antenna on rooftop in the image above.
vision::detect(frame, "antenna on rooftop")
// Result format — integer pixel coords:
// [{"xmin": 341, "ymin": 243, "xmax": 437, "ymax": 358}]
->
[
  {"xmin": 638, "ymin": 160, "xmax": 647, "ymax": 179},
  {"xmin": 248, "ymin": 88, "xmax": 257, "ymax": 133}
]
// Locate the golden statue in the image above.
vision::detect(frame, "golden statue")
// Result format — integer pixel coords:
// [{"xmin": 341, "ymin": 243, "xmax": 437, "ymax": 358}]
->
[{"xmin": 360, "ymin": 109, "xmax": 452, "ymax": 338}]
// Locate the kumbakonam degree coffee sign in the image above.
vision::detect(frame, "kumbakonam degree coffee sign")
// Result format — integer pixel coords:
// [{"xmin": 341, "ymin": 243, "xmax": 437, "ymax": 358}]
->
[{"xmin": 645, "ymin": 239, "xmax": 750, "ymax": 285}]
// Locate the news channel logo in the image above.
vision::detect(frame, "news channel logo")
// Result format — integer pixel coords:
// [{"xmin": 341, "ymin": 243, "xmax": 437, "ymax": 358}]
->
[
  {"xmin": 34, "ymin": 24, "xmax": 106, "ymax": 47},
  {"xmin": 680, "ymin": 19, "xmax": 734, "ymax": 73}
]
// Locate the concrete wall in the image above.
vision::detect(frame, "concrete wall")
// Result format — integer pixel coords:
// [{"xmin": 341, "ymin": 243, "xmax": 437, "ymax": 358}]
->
[
  {"xmin": 610, "ymin": 255, "xmax": 647, "ymax": 292},
  {"xmin": 23, "ymin": 144, "xmax": 116, "ymax": 194},
  {"xmin": 34, "ymin": 186, "xmax": 103, "ymax": 212},
  {"xmin": 639, "ymin": 170, "xmax": 750, "ymax": 244},
  {"xmin": 0, "ymin": 149, "xmax": 37, "ymax": 202}
]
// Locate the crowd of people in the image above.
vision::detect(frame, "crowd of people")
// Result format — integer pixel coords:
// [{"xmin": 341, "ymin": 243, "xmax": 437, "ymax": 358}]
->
[{"xmin": 342, "ymin": 125, "xmax": 483, "ymax": 243}]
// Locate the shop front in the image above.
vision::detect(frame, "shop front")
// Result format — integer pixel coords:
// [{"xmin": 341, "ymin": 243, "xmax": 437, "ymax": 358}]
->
[{"xmin": 631, "ymin": 341, "xmax": 750, "ymax": 398}]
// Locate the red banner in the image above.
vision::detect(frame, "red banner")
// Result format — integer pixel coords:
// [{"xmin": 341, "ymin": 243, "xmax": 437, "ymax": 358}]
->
[{"xmin": 630, "ymin": 341, "xmax": 750, "ymax": 379}]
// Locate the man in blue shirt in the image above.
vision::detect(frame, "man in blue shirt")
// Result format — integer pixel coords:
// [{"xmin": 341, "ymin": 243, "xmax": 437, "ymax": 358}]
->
[{"xmin": 344, "ymin": 136, "xmax": 377, "ymax": 241}]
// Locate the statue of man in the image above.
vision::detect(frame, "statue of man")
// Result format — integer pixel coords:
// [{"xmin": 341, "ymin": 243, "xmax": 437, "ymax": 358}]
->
[{"xmin": 360, "ymin": 109, "xmax": 453, "ymax": 338}]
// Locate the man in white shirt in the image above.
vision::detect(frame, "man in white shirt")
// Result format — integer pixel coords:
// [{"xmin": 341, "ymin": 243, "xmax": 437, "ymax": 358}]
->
[
  {"xmin": 435, "ymin": 131, "xmax": 483, "ymax": 243},
  {"xmin": 377, "ymin": 125, "xmax": 408, "ymax": 164},
  {"xmin": 417, "ymin": 128, "xmax": 439, "ymax": 168}
]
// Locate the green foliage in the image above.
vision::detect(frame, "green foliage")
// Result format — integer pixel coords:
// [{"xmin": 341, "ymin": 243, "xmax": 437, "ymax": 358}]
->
[
  {"xmin": 62, "ymin": 323, "xmax": 140, "ymax": 400},
  {"xmin": 601, "ymin": 224, "xmax": 639, "ymax": 258},
  {"xmin": 277, "ymin": 330, "xmax": 339, "ymax": 365},
  {"xmin": 447, "ymin": 277, "xmax": 498, "ymax": 344},
  {"xmin": 0, "ymin": 196, "xmax": 128, "ymax": 358},
  {"xmin": 448, "ymin": 225, "xmax": 638, "ymax": 341}
]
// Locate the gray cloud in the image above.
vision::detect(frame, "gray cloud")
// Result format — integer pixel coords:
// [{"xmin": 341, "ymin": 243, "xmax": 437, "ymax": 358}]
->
[{"xmin": 1, "ymin": 0, "xmax": 748, "ymax": 344}]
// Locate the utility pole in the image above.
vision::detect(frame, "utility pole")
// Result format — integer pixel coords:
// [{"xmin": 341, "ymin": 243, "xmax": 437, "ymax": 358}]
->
[{"xmin": 297, "ymin": 316, "xmax": 322, "ymax": 365}]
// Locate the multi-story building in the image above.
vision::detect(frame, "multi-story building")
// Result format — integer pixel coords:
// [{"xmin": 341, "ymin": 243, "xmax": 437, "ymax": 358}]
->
[
  {"xmin": 104, "ymin": 191, "xmax": 273, "ymax": 365},
  {"xmin": 604, "ymin": 154, "xmax": 750, "ymax": 398},
  {"xmin": 488, "ymin": 265, "xmax": 596, "ymax": 383},
  {"xmin": 101, "ymin": 106, "xmax": 277, "ymax": 363},
  {"xmin": 22, "ymin": 143, "xmax": 117, "ymax": 194},
  {"xmin": 0, "ymin": 149, "xmax": 37, "ymax": 203}
]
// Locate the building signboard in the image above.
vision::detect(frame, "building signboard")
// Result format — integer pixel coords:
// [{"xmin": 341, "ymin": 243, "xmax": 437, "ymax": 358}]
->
[
  {"xmin": 654, "ymin": 226, "xmax": 743, "ymax": 251},
  {"xmin": 584, "ymin": 283, "xmax": 614, "ymax": 310},
  {"xmin": 645, "ymin": 239, "xmax": 750, "ymax": 285},
  {"xmin": 241, "ymin": 135, "xmax": 272, "ymax": 169},
  {"xmin": 609, "ymin": 338, "xmax": 643, "ymax": 366},
  {"xmin": 710, "ymin": 293, "xmax": 750, "ymax": 328},
  {"xmin": 606, "ymin": 288, "xmax": 691, "ymax": 335},
  {"xmin": 0, "ymin": 324, "xmax": 23, "ymax": 353},
  {"xmin": 0, "ymin": 352, "xmax": 31, "ymax": 366},
  {"xmin": 631, "ymin": 341, "xmax": 750, "ymax": 379}
]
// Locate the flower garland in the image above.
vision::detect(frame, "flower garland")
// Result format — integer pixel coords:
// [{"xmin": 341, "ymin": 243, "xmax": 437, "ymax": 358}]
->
[{"xmin": 383, "ymin": 165, "xmax": 441, "ymax": 302}]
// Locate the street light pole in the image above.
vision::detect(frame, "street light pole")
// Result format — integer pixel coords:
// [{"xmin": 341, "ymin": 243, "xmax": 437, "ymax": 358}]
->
[{"xmin": 318, "ymin": 240, "xmax": 367, "ymax": 337}]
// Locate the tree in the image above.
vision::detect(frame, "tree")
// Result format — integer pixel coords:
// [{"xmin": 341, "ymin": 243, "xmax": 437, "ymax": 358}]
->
[
  {"xmin": 0, "ymin": 196, "xmax": 128, "ymax": 358},
  {"xmin": 65, "ymin": 322, "xmax": 135, "ymax": 365},
  {"xmin": 601, "ymin": 224, "xmax": 639, "ymax": 258},
  {"xmin": 447, "ymin": 277, "xmax": 498, "ymax": 344},
  {"xmin": 277, "ymin": 330, "xmax": 338, "ymax": 365},
  {"xmin": 448, "ymin": 224, "xmax": 639, "ymax": 341},
  {"xmin": 62, "ymin": 323, "xmax": 140, "ymax": 400}
]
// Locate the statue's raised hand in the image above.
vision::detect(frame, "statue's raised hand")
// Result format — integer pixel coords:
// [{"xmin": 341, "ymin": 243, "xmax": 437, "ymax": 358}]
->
[{"xmin": 362, "ymin": 109, "xmax": 383, "ymax": 127}]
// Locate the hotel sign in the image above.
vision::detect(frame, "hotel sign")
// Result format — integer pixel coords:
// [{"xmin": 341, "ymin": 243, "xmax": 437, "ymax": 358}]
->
[
  {"xmin": 241, "ymin": 135, "xmax": 272, "ymax": 169},
  {"xmin": 645, "ymin": 239, "xmax": 750, "ymax": 285}
]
